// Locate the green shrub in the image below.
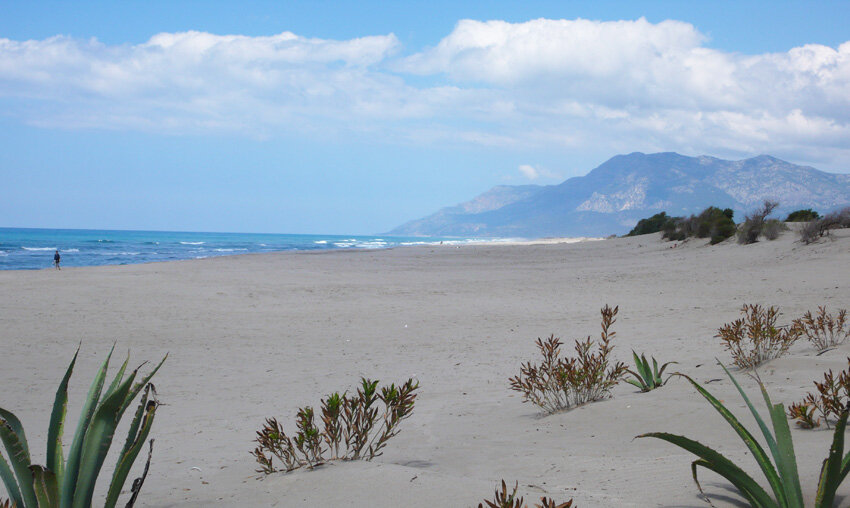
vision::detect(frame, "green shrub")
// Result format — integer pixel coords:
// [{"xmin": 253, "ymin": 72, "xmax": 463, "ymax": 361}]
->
[
  {"xmin": 624, "ymin": 351, "xmax": 675, "ymax": 392},
  {"xmin": 0, "ymin": 346, "xmax": 166, "ymax": 508},
  {"xmin": 638, "ymin": 363, "xmax": 850, "ymax": 507},
  {"xmin": 763, "ymin": 219, "xmax": 787, "ymax": 240},
  {"xmin": 478, "ymin": 480, "xmax": 573, "ymax": 508},
  {"xmin": 509, "ymin": 306, "xmax": 627, "ymax": 413},
  {"xmin": 737, "ymin": 200, "xmax": 779, "ymax": 244},
  {"xmin": 627, "ymin": 212, "xmax": 676, "ymax": 236},
  {"xmin": 252, "ymin": 378, "xmax": 418, "ymax": 474},
  {"xmin": 660, "ymin": 206, "xmax": 735, "ymax": 244},
  {"xmin": 785, "ymin": 209, "xmax": 820, "ymax": 222}
]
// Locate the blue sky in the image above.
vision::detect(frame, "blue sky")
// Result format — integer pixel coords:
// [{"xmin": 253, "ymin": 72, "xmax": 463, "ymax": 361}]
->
[{"xmin": 2, "ymin": 1, "xmax": 849, "ymax": 234}]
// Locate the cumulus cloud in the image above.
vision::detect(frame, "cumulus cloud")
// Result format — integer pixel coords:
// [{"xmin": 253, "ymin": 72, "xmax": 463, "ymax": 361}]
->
[
  {"xmin": 1, "ymin": 19, "xmax": 850, "ymax": 168},
  {"xmin": 518, "ymin": 164, "xmax": 560, "ymax": 180},
  {"xmin": 518, "ymin": 164, "xmax": 539, "ymax": 179}
]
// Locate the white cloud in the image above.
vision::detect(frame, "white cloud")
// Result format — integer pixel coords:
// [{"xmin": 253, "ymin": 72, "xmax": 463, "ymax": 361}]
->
[
  {"xmin": 518, "ymin": 164, "xmax": 539, "ymax": 179},
  {"xmin": 0, "ymin": 20, "xmax": 850, "ymax": 169},
  {"xmin": 518, "ymin": 164, "xmax": 560, "ymax": 180}
]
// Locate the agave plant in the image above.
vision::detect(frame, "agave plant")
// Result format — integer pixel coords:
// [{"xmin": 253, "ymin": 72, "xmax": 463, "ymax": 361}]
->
[
  {"xmin": 638, "ymin": 362, "xmax": 850, "ymax": 507},
  {"xmin": 624, "ymin": 351, "xmax": 675, "ymax": 392},
  {"xmin": 0, "ymin": 345, "xmax": 165, "ymax": 508}
]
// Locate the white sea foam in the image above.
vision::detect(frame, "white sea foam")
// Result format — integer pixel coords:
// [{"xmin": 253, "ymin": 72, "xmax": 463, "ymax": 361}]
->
[
  {"xmin": 356, "ymin": 241, "xmax": 388, "ymax": 249},
  {"xmin": 213, "ymin": 248, "xmax": 248, "ymax": 252},
  {"xmin": 61, "ymin": 248, "xmax": 80, "ymax": 253},
  {"xmin": 22, "ymin": 247, "xmax": 56, "ymax": 251},
  {"xmin": 180, "ymin": 241, "xmax": 205, "ymax": 245},
  {"xmin": 314, "ymin": 240, "xmax": 328, "ymax": 244},
  {"xmin": 333, "ymin": 242, "xmax": 355, "ymax": 248},
  {"xmin": 195, "ymin": 256, "xmax": 208, "ymax": 259}
]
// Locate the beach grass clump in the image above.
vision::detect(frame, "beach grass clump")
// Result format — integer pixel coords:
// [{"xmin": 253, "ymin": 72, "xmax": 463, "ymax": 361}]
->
[
  {"xmin": 0, "ymin": 345, "xmax": 165, "ymax": 508},
  {"xmin": 716, "ymin": 304, "xmax": 800, "ymax": 369},
  {"xmin": 624, "ymin": 351, "xmax": 675, "ymax": 392},
  {"xmin": 788, "ymin": 358, "xmax": 850, "ymax": 429},
  {"xmin": 252, "ymin": 377, "xmax": 418, "ymax": 474},
  {"xmin": 791, "ymin": 307, "xmax": 849, "ymax": 350},
  {"xmin": 478, "ymin": 480, "xmax": 573, "ymax": 508},
  {"xmin": 638, "ymin": 363, "xmax": 850, "ymax": 507},
  {"xmin": 509, "ymin": 305, "xmax": 627, "ymax": 414}
]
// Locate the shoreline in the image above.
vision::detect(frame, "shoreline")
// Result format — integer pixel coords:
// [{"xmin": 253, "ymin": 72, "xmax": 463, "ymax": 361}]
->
[{"xmin": 1, "ymin": 234, "xmax": 606, "ymax": 271}]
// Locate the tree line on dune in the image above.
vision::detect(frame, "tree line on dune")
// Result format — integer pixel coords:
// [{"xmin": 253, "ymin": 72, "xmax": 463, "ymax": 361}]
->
[{"xmin": 626, "ymin": 202, "xmax": 850, "ymax": 245}]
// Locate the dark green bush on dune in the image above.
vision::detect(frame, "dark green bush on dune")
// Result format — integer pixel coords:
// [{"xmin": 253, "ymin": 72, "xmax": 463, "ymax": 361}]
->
[
  {"xmin": 627, "ymin": 212, "xmax": 676, "ymax": 236},
  {"xmin": 638, "ymin": 206, "xmax": 735, "ymax": 244},
  {"xmin": 785, "ymin": 209, "xmax": 820, "ymax": 222}
]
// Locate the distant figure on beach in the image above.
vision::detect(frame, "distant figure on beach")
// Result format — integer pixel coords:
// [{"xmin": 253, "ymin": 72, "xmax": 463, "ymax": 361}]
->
[{"xmin": 54, "ymin": 250, "xmax": 61, "ymax": 270}]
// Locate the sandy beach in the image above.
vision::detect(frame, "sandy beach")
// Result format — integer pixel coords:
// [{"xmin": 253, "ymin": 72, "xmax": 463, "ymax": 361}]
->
[{"xmin": 2, "ymin": 230, "xmax": 849, "ymax": 507}]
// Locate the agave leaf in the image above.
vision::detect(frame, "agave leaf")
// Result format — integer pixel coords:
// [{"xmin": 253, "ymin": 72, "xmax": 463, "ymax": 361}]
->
[
  {"xmin": 0, "ymin": 419, "xmax": 36, "ymax": 508},
  {"xmin": 103, "ymin": 350, "xmax": 130, "ymax": 400},
  {"xmin": 691, "ymin": 458, "xmax": 776, "ymax": 508},
  {"xmin": 681, "ymin": 372, "xmax": 785, "ymax": 504},
  {"xmin": 30, "ymin": 465, "xmax": 60, "ymax": 508},
  {"xmin": 62, "ymin": 343, "xmax": 115, "ymax": 508},
  {"xmin": 651, "ymin": 356, "xmax": 659, "ymax": 379},
  {"xmin": 635, "ymin": 352, "xmax": 651, "ymax": 383},
  {"xmin": 0, "ymin": 449, "xmax": 23, "ymax": 508},
  {"xmin": 638, "ymin": 431, "xmax": 777, "ymax": 508},
  {"xmin": 0, "ymin": 409, "xmax": 30, "ymax": 464},
  {"xmin": 105, "ymin": 385, "xmax": 157, "ymax": 508},
  {"xmin": 46, "ymin": 346, "xmax": 79, "ymax": 488},
  {"xmin": 815, "ymin": 405, "xmax": 849, "ymax": 507},
  {"xmin": 624, "ymin": 378, "xmax": 646, "ymax": 389},
  {"xmin": 120, "ymin": 354, "xmax": 167, "ymax": 416},
  {"xmin": 767, "ymin": 400, "xmax": 803, "ymax": 506},
  {"xmin": 657, "ymin": 361, "xmax": 676, "ymax": 378},
  {"xmin": 71, "ymin": 368, "xmax": 136, "ymax": 508}
]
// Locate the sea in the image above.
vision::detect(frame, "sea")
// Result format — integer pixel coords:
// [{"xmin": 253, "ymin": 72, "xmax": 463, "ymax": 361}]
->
[{"xmin": 0, "ymin": 227, "xmax": 514, "ymax": 270}]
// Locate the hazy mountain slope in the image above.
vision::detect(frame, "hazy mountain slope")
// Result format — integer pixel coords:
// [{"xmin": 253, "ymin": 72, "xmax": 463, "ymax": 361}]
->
[{"xmin": 388, "ymin": 152, "xmax": 850, "ymax": 238}]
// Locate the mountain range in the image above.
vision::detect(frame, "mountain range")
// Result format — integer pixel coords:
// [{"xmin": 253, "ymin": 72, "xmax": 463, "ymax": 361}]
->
[{"xmin": 388, "ymin": 152, "xmax": 850, "ymax": 238}]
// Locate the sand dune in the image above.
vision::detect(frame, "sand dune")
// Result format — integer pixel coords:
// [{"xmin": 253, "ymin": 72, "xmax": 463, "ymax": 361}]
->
[{"xmin": 1, "ymin": 229, "xmax": 849, "ymax": 506}]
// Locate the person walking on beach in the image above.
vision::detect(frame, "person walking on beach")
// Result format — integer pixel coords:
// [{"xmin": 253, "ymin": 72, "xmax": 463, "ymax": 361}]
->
[{"xmin": 54, "ymin": 249, "xmax": 61, "ymax": 270}]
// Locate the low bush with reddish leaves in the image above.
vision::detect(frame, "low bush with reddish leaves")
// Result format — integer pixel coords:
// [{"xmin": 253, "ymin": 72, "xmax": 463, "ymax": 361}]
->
[{"xmin": 509, "ymin": 305, "xmax": 627, "ymax": 413}]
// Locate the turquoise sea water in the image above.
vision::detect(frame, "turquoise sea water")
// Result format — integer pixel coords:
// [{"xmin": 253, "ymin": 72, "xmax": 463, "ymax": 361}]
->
[{"xmin": 0, "ymin": 228, "xmax": 511, "ymax": 270}]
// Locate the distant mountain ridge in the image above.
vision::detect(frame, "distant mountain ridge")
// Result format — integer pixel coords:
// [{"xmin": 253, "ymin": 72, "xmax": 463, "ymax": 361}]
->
[{"xmin": 388, "ymin": 152, "xmax": 850, "ymax": 238}]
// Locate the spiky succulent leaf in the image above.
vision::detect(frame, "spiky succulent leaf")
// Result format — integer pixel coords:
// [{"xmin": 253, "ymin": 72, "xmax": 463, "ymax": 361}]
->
[
  {"xmin": 0, "ymin": 418, "xmax": 36, "ymax": 508},
  {"xmin": 105, "ymin": 385, "xmax": 157, "ymax": 508},
  {"xmin": 0, "ymin": 449, "xmax": 23, "ymax": 508},
  {"xmin": 104, "ymin": 351, "xmax": 129, "ymax": 400},
  {"xmin": 815, "ymin": 405, "xmax": 849, "ymax": 507},
  {"xmin": 638, "ymin": 431, "xmax": 777, "ymax": 508},
  {"xmin": 678, "ymin": 372, "xmax": 785, "ymax": 504},
  {"xmin": 71, "ymin": 369, "xmax": 136, "ymax": 508},
  {"xmin": 62, "ymin": 344, "xmax": 115, "ymax": 508},
  {"xmin": 767, "ymin": 400, "xmax": 803, "ymax": 506},
  {"xmin": 46, "ymin": 347, "xmax": 79, "ymax": 488},
  {"xmin": 30, "ymin": 465, "xmax": 59, "ymax": 508},
  {"xmin": 120, "ymin": 354, "xmax": 166, "ymax": 416}
]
